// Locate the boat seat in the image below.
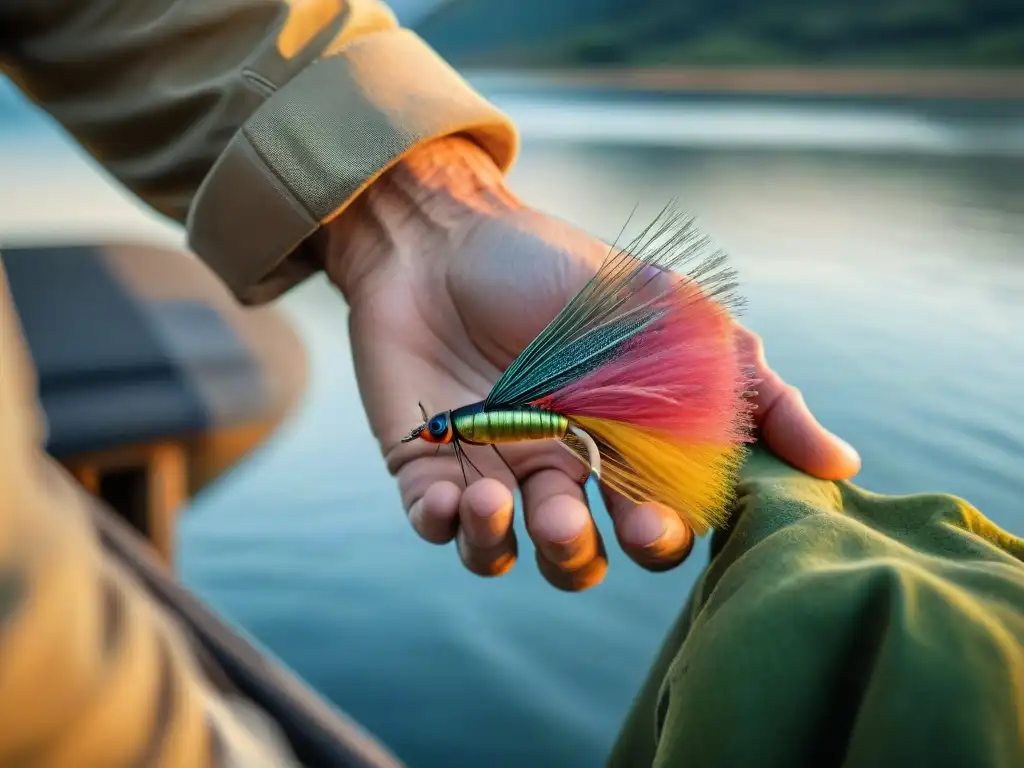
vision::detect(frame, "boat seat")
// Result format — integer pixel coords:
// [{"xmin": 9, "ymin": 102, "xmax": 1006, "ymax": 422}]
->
[{"xmin": 3, "ymin": 241, "xmax": 306, "ymax": 563}]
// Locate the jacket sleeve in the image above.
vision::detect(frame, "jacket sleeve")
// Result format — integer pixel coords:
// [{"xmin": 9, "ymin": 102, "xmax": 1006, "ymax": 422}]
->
[
  {"xmin": 609, "ymin": 448, "xmax": 1024, "ymax": 768},
  {"xmin": 1, "ymin": 0, "xmax": 518, "ymax": 303},
  {"xmin": 0, "ymin": 263, "xmax": 310, "ymax": 767}
]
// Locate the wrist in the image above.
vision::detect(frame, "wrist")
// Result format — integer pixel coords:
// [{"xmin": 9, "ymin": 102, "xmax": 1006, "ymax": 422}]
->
[{"xmin": 318, "ymin": 135, "xmax": 521, "ymax": 298}]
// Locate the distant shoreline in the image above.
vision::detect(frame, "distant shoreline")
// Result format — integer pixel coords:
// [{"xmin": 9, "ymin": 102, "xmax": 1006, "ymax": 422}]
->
[{"xmin": 463, "ymin": 67, "xmax": 1024, "ymax": 100}]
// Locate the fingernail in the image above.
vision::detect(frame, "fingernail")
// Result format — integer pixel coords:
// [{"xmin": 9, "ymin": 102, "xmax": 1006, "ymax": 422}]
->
[
  {"xmin": 462, "ymin": 480, "xmax": 513, "ymax": 547},
  {"xmin": 622, "ymin": 507, "xmax": 668, "ymax": 548},
  {"xmin": 545, "ymin": 513, "xmax": 589, "ymax": 544},
  {"xmin": 533, "ymin": 499, "xmax": 593, "ymax": 568},
  {"xmin": 829, "ymin": 431, "xmax": 861, "ymax": 464},
  {"xmin": 466, "ymin": 503, "xmax": 513, "ymax": 548}
]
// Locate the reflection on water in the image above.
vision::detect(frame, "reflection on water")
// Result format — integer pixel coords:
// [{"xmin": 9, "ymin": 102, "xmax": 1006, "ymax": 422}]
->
[
  {"xmin": 2, "ymin": 86, "xmax": 1023, "ymax": 768},
  {"xmin": 491, "ymin": 96, "xmax": 1024, "ymax": 156}
]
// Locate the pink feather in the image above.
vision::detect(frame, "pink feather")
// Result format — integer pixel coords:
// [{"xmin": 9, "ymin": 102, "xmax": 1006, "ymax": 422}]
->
[{"xmin": 532, "ymin": 288, "xmax": 751, "ymax": 445}]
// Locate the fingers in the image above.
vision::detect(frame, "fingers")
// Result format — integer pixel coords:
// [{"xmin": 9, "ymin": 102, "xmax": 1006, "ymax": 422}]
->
[
  {"xmin": 738, "ymin": 328, "xmax": 861, "ymax": 481},
  {"xmin": 520, "ymin": 467, "xmax": 608, "ymax": 591},
  {"xmin": 404, "ymin": 460, "xmax": 693, "ymax": 584},
  {"xmin": 602, "ymin": 489, "xmax": 694, "ymax": 572},
  {"xmin": 400, "ymin": 440, "xmax": 695, "ymax": 586},
  {"xmin": 408, "ymin": 480, "xmax": 461, "ymax": 544},
  {"xmin": 455, "ymin": 479, "xmax": 517, "ymax": 577},
  {"xmin": 406, "ymin": 474, "xmax": 518, "ymax": 576}
]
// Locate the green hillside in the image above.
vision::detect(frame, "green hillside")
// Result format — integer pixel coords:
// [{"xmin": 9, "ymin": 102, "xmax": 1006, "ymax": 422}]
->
[{"xmin": 416, "ymin": 0, "xmax": 1024, "ymax": 67}]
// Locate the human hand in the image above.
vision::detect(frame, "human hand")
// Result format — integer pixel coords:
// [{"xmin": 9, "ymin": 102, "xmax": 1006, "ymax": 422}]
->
[{"xmin": 322, "ymin": 137, "xmax": 861, "ymax": 591}]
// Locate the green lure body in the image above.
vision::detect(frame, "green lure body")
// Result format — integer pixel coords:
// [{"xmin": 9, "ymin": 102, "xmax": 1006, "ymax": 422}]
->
[{"xmin": 451, "ymin": 404, "xmax": 568, "ymax": 445}]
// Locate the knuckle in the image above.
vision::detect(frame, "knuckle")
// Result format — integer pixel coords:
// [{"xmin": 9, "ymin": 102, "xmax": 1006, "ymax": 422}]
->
[{"xmin": 781, "ymin": 383, "xmax": 805, "ymax": 406}]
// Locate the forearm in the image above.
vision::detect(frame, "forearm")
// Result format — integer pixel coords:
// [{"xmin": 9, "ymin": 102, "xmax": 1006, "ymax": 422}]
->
[{"xmin": 1, "ymin": 0, "xmax": 517, "ymax": 303}]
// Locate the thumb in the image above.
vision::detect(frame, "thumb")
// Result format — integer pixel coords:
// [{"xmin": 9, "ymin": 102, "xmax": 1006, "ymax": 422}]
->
[{"xmin": 738, "ymin": 327, "xmax": 862, "ymax": 481}]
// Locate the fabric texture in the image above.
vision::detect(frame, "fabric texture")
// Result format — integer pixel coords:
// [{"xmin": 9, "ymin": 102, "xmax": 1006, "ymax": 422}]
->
[
  {"xmin": 609, "ymin": 446, "xmax": 1024, "ymax": 768},
  {"xmin": 1, "ymin": 0, "xmax": 518, "ymax": 304},
  {"xmin": 0, "ymin": 262, "xmax": 257, "ymax": 767}
]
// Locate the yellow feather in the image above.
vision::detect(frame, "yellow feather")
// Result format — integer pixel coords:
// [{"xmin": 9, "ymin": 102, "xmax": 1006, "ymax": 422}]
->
[{"xmin": 572, "ymin": 416, "xmax": 745, "ymax": 535}]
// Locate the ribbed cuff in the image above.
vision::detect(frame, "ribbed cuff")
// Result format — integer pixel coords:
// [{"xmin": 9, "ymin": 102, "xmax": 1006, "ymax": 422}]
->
[{"xmin": 187, "ymin": 28, "xmax": 518, "ymax": 304}]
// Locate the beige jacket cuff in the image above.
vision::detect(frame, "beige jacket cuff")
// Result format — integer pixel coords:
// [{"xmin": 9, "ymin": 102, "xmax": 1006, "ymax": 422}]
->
[{"xmin": 187, "ymin": 29, "xmax": 518, "ymax": 305}]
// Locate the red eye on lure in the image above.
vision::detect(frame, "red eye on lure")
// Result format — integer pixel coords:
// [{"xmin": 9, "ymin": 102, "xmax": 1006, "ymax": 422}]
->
[{"xmin": 401, "ymin": 203, "xmax": 754, "ymax": 535}]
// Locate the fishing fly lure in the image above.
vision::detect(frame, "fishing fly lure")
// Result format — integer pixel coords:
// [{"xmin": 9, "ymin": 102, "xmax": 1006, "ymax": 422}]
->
[{"xmin": 402, "ymin": 206, "xmax": 753, "ymax": 535}]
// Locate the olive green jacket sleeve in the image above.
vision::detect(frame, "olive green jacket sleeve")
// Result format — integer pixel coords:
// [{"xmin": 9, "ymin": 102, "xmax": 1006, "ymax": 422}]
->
[
  {"xmin": 1, "ymin": 0, "xmax": 518, "ymax": 304},
  {"xmin": 610, "ymin": 447, "xmax": 1024, "ymax": 768}
]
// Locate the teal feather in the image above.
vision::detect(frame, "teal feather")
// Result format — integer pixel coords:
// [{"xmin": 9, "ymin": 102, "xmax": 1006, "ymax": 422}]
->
[{"xmin": 485, "ymin": 203, "xmax": 740, "ymax": 410}]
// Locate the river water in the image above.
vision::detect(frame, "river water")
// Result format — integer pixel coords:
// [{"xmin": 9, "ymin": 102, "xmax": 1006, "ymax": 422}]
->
[{"xmin": 2, "ymin": 79, "xmax": 1022, "ymax": 767}]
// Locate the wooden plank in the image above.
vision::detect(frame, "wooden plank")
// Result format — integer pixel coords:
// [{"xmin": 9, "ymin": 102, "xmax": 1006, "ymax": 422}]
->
[
  {"xmin": 62, "ymin": 440, "xmax": 189, "ymax": 568},
  {"xmin": 146, "ymin": 443, "xmax": 187, "ymax": 567}
]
